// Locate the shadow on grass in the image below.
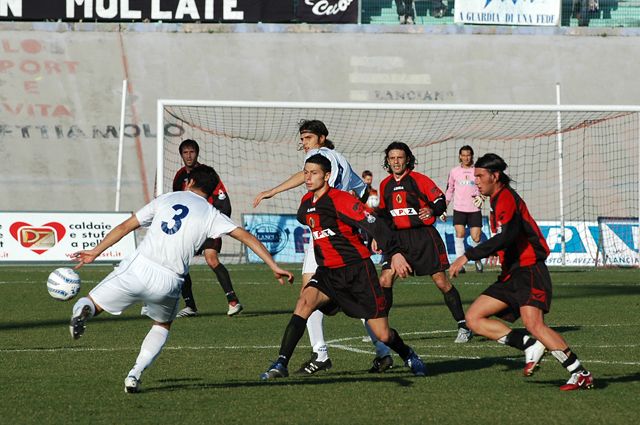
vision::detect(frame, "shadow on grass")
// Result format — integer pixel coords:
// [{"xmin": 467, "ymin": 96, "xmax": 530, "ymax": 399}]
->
[{"xmin": 147, "ymin": 373, "xmax": 420, "ymax": 392}]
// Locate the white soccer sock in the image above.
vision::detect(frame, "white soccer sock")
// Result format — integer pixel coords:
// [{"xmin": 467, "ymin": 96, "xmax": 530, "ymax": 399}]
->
[
  {"xmin": 363, "ymin": 320, "xmax": 391, "ymax": 358},
  {"xmin": 72, "ymin": 297, "xmax": 95, "ymax": 319},
  {"xmin": 307, "ymin": 310, "xmax": 329, "ymax": 361},
  {"xmin": 127, "ymin": 325, "xmax": 169, "ymax": 380},
  {"xmin": 454, "ymin": 237, "xmax": 466, "ymax": 259}
]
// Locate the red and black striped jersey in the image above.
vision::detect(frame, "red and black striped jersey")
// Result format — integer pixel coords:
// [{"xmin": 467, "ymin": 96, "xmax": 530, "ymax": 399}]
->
[
  {"xmin": 377, "ymin": 170, "xmax": 446, "ymax": 230},
  {"xmin": 172, "ymin": 163, "xmax": 232, "ymax": 216},
  {"xmin": 465, "ymin": 186, "xmax": 550, "ymax": 275},
  {"xmin": 297, "ymin": 187, "xmax": 401, "ymax": 269}
]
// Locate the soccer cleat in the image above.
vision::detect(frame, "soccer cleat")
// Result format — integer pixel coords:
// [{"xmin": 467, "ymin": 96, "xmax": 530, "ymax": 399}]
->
[
  {"xmin": 475, "ymin": 260, "xmax": 484, "ymax": 273},
  {"xmin": 406, "ymin": 16, "xmax": 414, "ymax": 24},
  {"xmin": 124, "ymin": 376, "xmax": 141, "ymax": 393},
  {"xmin": 405, "ymin": 350, "xmax": 427, "ymax": 377},
  {"xmin": 523, "ymin": 340, "xmax": 546, "ymax": 376},
  {"xmin": 295, "ymin": 353, "xmax": 333, "ymax": 375},
  {"xmin": 176, "ymin": 307, "xmax": 198, "ymax": 318},
  {"xmin": 227, "ymin": 302, "xmax": 243, "ymax": 317},
  {"xmin": 454, "ymin": 327, "xmax": 473, "ymax": 344},
  {"xmin": 69, "ymin": 305, "xmax": 92, "ymax": 340},
  {"xmin": 260, "ymin": 360, "xmax": 289, "ymax": 380},
  {"xmin": 560, "ymin": 370, "xmax": 594, "ymax": 391},
  {"xmin": 399, "ymin": 15, "xmax": 406, "ymax": 24},
  {"xmin": 369, "ymin": 355, "xmax": 394, "ymax": 373}
]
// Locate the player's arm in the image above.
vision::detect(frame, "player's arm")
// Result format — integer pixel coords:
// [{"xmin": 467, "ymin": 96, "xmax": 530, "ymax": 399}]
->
[
  {"xmin": 72, "ymin": 215, "xmax": 140, "ymax": 268},
  {"xmin": 253, "ymin": 171, "xmax": 305, "ymax": 207},
  {"xmin": 228, "ymin": 227, "xmax": 294, "ymax": 285}
]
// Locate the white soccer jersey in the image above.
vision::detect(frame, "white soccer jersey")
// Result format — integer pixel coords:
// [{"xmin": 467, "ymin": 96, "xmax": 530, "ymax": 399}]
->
[
  {"xmin": 135, "ymin": 190, "xmax": 238, "ymax": 276},
  {"xmin": 305, "ymin": 147, "xmax": 367, "ymax": 198}
]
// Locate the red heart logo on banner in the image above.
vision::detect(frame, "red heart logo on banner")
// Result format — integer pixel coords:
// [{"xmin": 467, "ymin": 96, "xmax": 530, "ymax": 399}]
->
[{"xmin": 9, "ymin": 221, "xmax": 67, "ymax": 255}]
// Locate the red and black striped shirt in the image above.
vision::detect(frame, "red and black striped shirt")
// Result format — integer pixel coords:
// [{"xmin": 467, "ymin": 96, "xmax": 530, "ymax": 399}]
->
[
  {"xmin": 465, "ymin": 186, "xmax": 550, "ymax": 276},
  {"xmin": 173, "ymin": 163, "xmax": 231, "ymax": 216},
  {"xmin": 377, "ymin": 170, "xmax": 446, "ymax": 230},
  {"xmin": 297, "ymin": 188, "xmax": 400, "ymax": 269}
]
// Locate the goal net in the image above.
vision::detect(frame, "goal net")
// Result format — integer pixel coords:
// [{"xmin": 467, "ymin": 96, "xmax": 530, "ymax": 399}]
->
[{"xmin": 157, "ymin": 101, "xmax": 639, "ymax": 267}]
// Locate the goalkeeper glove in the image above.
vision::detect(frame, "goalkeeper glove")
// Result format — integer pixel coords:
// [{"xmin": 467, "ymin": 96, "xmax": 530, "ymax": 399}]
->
[{"xmin": 473, "ymin": 195, "xmax": 485, "ymax": 209}]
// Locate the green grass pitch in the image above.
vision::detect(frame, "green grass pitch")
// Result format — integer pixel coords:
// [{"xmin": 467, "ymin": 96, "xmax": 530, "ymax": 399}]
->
[{"xmin": 1, "ymin": 264, "xmax": 639, "ymax": 424}]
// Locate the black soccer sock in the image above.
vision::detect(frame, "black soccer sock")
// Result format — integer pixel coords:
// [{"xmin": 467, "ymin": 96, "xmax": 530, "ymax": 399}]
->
[
  {"xmin": 385, "ymin": 328, "xmax": 411, "ymax": 360},
  {"xmin": 503, "ymin": 330, "xmax": 536, "ymax": 351},
  {"xmin": 383, "ymin": 287, "xmax": 393, "ymax": 313},
  {"xmin": 213, "ymin": 264, "xmax": 237, "ymax": 302},
  {"xmin": 443, "ymin": 286, "xmax": 466, "ymax": 324},
  {"xmin": 551, "ymin": 348, "xmax": 585, "ymax": 374},
  {"xmin": 278, "ymin": 314, "xmax": 308, "ymax": 367},
  {"xmin": 181, "ymin": 273, "xmax": 197, "ymax": 310}
]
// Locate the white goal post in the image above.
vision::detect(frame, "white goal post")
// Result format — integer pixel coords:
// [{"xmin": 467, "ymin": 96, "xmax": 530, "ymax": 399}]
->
[{"xmin": 157, "ymin": 100, "xmax": 640, "ymax": 267}]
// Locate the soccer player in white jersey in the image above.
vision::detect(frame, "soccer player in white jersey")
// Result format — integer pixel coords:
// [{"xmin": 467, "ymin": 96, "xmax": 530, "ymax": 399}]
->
[
  {"xmin": 444, "ymin": 145, "xmax": 485, "ymax": 273},
  {"xmin": 253, "ymin": 120, "xmax": 393, "ymax": 374},
  {"xmin": 69, "ymin": 165, "xmax": 294, "ymax": 393}
]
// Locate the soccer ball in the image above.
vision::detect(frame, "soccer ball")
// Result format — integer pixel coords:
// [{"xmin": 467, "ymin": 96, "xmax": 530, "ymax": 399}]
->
[
  {"xmin": 47, "ymin": 267, "xmax": 81, "ymax": 301},
  {"xmin": 366, "ymin": 194, "xmax": 380, "ymax": 208}
]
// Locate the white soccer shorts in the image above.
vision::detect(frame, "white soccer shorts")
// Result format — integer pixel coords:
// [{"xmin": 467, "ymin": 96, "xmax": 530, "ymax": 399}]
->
[
  {"xmin": 302, "ymin": 237, "xmax": 318, "ymax": 275},
  {"xmin": 89, "ymin": 253, "xmax": 183, "ymax": 323}
]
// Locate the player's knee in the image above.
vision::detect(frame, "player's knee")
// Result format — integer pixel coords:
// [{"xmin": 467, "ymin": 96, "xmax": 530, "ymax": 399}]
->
[
  {"xmin": 205, "ymin": 254, "xmax": 220, "ymax": 268},
  {"xmin": 434, "ymin": 277, "xmax": 452, "ymax": 293},
  {"xmin": 464, "ymin": 311, "xmax": 482, "ymax": 333}
]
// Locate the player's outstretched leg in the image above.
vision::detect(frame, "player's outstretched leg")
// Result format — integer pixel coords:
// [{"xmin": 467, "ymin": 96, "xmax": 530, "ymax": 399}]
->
[
  {"xmin": 297, "ymin": 310, "xmax": 332, "ymax": 375},
  {"xmin": 261, "ymin": 314, "xmax": 308, "ymax": 380},
  {"xmin": 125, "ymin": 324, "xmax": 170, "ymax": 393},
  {"xmin": 69, "ymin": 297, "xmax": 96, "ymax": 339}
]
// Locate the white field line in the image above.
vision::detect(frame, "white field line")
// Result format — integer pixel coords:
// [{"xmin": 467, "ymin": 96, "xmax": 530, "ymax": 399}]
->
[{"xmin": 2, "ymin": 332, "xmax": 639, "ymax": 366}]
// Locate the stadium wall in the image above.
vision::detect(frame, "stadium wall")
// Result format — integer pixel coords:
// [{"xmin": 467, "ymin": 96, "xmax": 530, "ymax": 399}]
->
[{"xmin": 0, "ymin": 23, "xmax": 639, "ymax": 215}]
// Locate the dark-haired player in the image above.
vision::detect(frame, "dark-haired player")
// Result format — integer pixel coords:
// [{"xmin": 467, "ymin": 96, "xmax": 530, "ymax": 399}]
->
[
  {"xmin": 173, "ymin": 139, "xmax": 243, "ymax": 317},
  {"xmin": 69, "ymin": 165, "xmax": 294, "ymax": 393},
  {"xmin": 444, "ymin": 145, "xmax": 484, "ymax": 273},
  {"xmin": 260, "ymin": 154, "xmax": 426, "ymax": 380},
  {"xmin": 374, "ymin": 142, "xmax": 472, "ymax": 343},
  {"xmin": 253, "ymin": 120, "xmax": 393, "ymax": 375},
  {"xmin": 450, "ymin": 153, "xmax": 594, "ymax": 391}
]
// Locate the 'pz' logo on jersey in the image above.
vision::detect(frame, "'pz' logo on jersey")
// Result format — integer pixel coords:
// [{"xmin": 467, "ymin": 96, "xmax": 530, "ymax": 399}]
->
[
  {"xmin": 312, "ymin": 229, "xmax": 336, "ymax": 240},
  {"xmin": 390, "ymin": 208, "xmax": 418, "ymax": 217}
]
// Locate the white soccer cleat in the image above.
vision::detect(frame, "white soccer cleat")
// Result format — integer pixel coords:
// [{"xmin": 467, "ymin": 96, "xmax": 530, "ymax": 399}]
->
[
  {"xmin": 454, "ymin": 327, "xmax": 473, "ymax": 343},
  {"xmin": 124, "ymin": 376, "xmax": 141, "ymax": 393},
  {"xmin": 176, "ymin": 307, "xmax": 198, "ymax": 318},
  {"xmin": 227, "ymin": 302, "xmax": 243, "ymax": 317},
  {"xmin": 524, "ymin": 340, "xmax": 546, "ymax": 376}
]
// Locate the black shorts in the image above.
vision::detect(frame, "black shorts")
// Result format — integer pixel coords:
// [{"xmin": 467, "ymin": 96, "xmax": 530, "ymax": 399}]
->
[
  {"xmin": 482, "ymin": 262, "xmax": 552, "ymax": 323},
  {"xmin": 381, "ymin": 226, "xmax": 449, "ymax": 276},
  {"xmin": 453, "ymin": 210, "xmax": 483, "ymax": 228},
  {"xmin": 307, "ymin": 258, "xmax": 387, "ymax": 320},
  {"xmin": 195, "ymin": 237, "xmax": 222, "ymax": 256}
]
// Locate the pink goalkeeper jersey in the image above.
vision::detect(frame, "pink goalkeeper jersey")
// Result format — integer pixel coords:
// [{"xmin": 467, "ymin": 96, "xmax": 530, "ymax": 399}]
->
[{"xmin": 445, "ymin": 165, "xmax": 480, "ymax": 213}]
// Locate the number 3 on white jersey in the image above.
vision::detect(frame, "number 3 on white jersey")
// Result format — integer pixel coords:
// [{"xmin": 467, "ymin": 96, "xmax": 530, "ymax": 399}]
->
[{"xmin": 161, "ymin": 204, "xmax": 190, "ymax": 235}]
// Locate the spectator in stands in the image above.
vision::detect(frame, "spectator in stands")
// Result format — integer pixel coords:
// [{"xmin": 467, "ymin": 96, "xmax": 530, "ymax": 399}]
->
[{"xmin": 395, "ymin": 0, "xmax": 415, "ymax": 24}]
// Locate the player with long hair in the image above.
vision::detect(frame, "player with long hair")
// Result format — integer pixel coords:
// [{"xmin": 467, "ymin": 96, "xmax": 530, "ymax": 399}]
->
[
  {"xmin": 450, "ymin": 153, "xmax": 594, "ymax": 391},
  {"xmin": 373, "ymin": 142, "xmax": 473, "ymax": 344}
]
